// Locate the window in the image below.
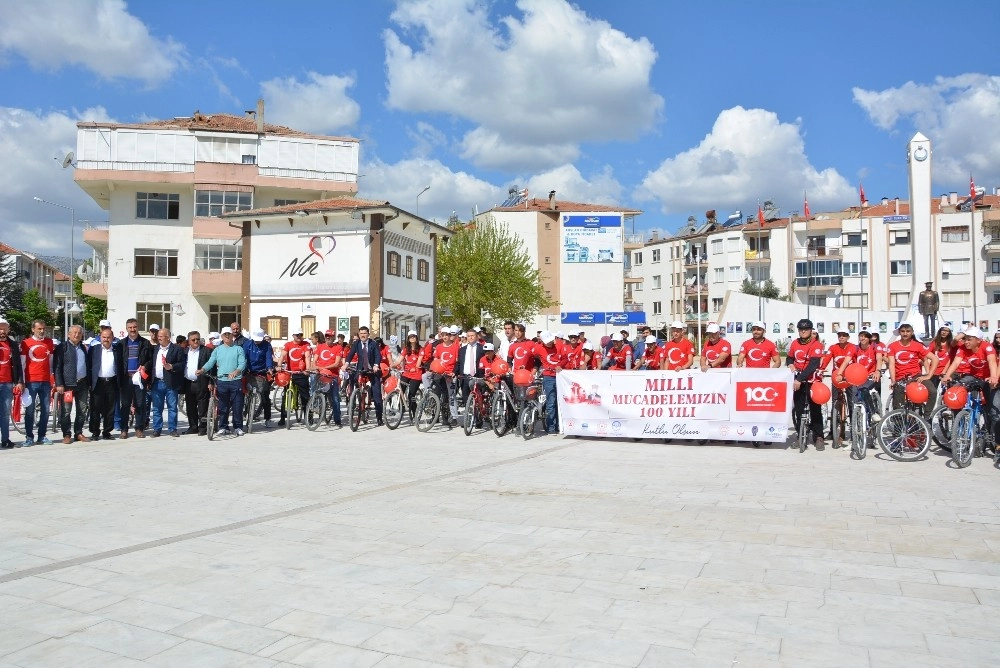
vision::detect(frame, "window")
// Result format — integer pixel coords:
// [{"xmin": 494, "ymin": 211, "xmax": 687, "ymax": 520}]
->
[
  {"xmin": 993, "ymin": 258, "xmax": 1000, "ymax": 274},
  {"xmin": 727, "ymin": 237, "xmax": 740, "ymax": 252},
  {"xmin": 843, "ymin": 294, "xmax": 869, "ymax": 308},
  {"xmin": 942, "ymin": 291, "xmax": 970, "ymax": 307},
  {"xmin": 633, "ymin": 281, "xmax": 642, "ymax": 291},
  {"xmin": 134, "ymin": 249, "xmax": 178, "ymax": 277},
  {"xmin": 260, "ymin": 315, "xmax": 288, "ymax": 340},
  {"xmin": 712, "ymin": 297, "xmax": 723, "ymax": 313},
  {"xmin": 652, "ymin": 249, "xmax": 661, "ymax": 262},
  {"xmin": 889, "ymin": 230, "xmax": 910, "ymax": 245},
  {"xmin": 136, "ymin": 303, "xmax": 171, "ymax": 333},
  {"xmin": 729, "ymin": 266, "xmax": 741, "ymax": 281},
  {"xmin": 241, "ymin": 154, "xmax": 256, "ymax": 165},
  {"xmin": 807, "ymin": 235, "xmax": 826, "ymax": 251},
  {"xmin": 993, "ymin": 292, "xmax": 1000, "ymax": 304},
  {"xmin": 843, "ymin": 233, "xmax": 867, "ymax": 247},
  {"xmin": 195, "ymin": 190, "xmax": 252, "ymax": 217},
  {"xmin": 842, "ymin": 262, "xmax": 868, "ymax": 277},
  {"xmin": 714, "ymin": 268, "xmax": 724, "ymax": 283},
  {"xmin": 711, "ymin": 239, "xmax": 723, "ymax": 254},
  {"xmin": 417, "ymin": 259, "xmax": 429, "ymax": 282},
  {"xmin": 652, "ymin": 301, "xmax": 662, "ymax": 315},
  {"xmin": 807, "ymin": 295, "xmax": 827, "ymax": 306},
  {"xmin": 301, "ymin": 315, "xmax": 316, "ymax": 337},
  {"xmin": 195, "ymin": 243, "xmax": 242, "ymax": 270},
  {"xmin": 890, "ymin": 260, "xmax": 912, "ymax": 276},
  {"xmin": 405, "ymin": 256, "xmax": 413, "ymax": 279},
  {"xmin": 634, "ymin": 252, "xmax": 642, "ymax": 265},
  {"xmin": 748, "ymin": 236, "xmax": 770, "ymax": 252},
  {"xmin": 652, "ymin": 275, "xmax": 661, "ymax": 289},
  {"xmin": 941, "ymin": 259, "xmax": 969, "ymax": 275},
  {"xmin": 795, "ymin": 260, "xmax": 842, "ymax": 277},
  {"xmin": 942, "ymin": 226, "xmax": 969, "ymax": 242},
  {"xmin": 890, "ymin": 292, "xmax": 910, "ymax": 307},
  {"xmin": 274, "ymin": 199, "xmax": 305, "ymax": 207},
  {"xmin": 209, "ymin": 305, "xmax": 241, "ymax": 334},
  {"xmin": 387, "ymin": 251, "xmax": 401, "ymax": 276},
  {"xmin": 136, "ymin": 192, "xmax": 179, "ymax": 220},
  {"xmin": 748, "ymin": 267, "xmax": 770, "ymax": 283}
]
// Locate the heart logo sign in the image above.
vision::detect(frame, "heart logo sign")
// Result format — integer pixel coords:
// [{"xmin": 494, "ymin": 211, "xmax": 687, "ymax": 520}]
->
[{"xmin": 307, "ymin": 235, "xmax": 336, "ymax": 262}]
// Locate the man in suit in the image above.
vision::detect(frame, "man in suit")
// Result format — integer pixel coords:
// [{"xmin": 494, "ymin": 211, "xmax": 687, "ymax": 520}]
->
[
  {"xmin": 344, "ymin": 325, "xmax": 384, "ymax": 425},
  {"xmin": 181, "ymin": 330, "xmax": 213, "ymax": 435},
  {"xmin": 455, "ymin": 329, "xmax": 485, "ymax": 406},
  {"xmin": 116, "ymin": 318, "xmax": 153, "ymax": 438},
  {"xmin": 53, "ymin": 324, "xmax": 91, "ymax": 444},
  {"xmin": 149, "ymin": 327, "xmax": 186, "ymax": 437},
  {"xmin": 88, "ymin": 326, "xmax": 122, "ymax": 440}
]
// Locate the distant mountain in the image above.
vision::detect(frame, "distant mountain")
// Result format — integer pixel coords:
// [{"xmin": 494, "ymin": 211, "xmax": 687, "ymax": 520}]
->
[{"xmin": 36, "ymin": 255, "xmax": 74, "ymax": 276}]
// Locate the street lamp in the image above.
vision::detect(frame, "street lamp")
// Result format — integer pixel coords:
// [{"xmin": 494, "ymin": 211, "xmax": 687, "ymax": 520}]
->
[
  {"xmin": 415, "ymin": 185, "xmax": 430, "ymax": 216},
  {"xmin": 34, "ymin": 196, "xmax": 76, "ymax": 318}
]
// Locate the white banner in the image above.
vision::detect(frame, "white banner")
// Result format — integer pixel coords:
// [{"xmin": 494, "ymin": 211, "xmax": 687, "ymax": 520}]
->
[{"xmin": 556, "ymin": 368, "xmax": 794, "ymax": 442}]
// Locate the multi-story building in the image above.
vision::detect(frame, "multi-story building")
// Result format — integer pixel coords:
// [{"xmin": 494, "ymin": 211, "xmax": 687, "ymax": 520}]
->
[
  {"xmin": 0, "ymin": 242, "xmax": 60, "ymax": 309},
  {"xmin": 75, "ymin": 104, "xmax": 360, "ymax": 335}
]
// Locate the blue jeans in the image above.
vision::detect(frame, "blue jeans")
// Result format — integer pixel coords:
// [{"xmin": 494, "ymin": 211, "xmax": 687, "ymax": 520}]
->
[
  {"xmin": 0, "ymin": 383, "xmax": 12, "ymax": 443},
  {"xmin": 542, "ymin": 375, "xmax": 558, "ymax": 433},
  {"xmin": 150, "ymin": 379, "xmax": 178, "ymax": 432},
  {"xmin": 216, "ymin": 380, "xmax": 244, "ymax": 430},
  {"xmin": 24, "ymin": 380, "xmax": 51, "ymax": 440},
  {"xmin": 326, "ymin": 378, "xmax": 342, "ymax": 424}
]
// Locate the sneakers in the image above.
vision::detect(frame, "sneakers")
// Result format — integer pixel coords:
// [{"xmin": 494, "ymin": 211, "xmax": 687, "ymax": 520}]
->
[
  {"xmin": 21, "ymin": 439, "xmax": 34, "ymax": 447},
  {"xmin": 277, "ymin": 419, "xmax": 286, "ymax": 427},
  {"xmin": 36, "ymin": 437, "xmax": 52, "ymax": 445},
  {"xmin": 217, "ymin": 428, "xmax": 230, "ymax": 436},
  {"xmin": 264, "ymin": 419, "xmax": 272, "ymax": 429},
  {"xmin": 234, "ymin": 429, "xmax": 244, "ymax": 437},
  {"xmin": 168, "ymin": 430, "xmax": 180, "ymax": 437},
  {"xmin": 814, "ymin": 436, "xmax": 826, "ymax": 451}
]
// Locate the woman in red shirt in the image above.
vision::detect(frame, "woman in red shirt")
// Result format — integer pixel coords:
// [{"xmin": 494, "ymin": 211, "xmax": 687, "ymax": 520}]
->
[
  {"xmin": 924, "ymin": 325, "xmax": 956, "ymax": 397},
  {"xmin": 396, "ymin": 332, "xmax": 424, "ymax": 419}
]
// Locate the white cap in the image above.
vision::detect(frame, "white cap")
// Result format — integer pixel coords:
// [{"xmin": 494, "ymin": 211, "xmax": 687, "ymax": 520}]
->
[
  {"xmin": 211, "ymin": 337, "xmax": 222, "ymax": 345},
  {"xmin": 148, "ymin": 323, "xmax": 160, "ymax": 331},
  {"xmin": 449, "ymin": 325, "xmax": 461, "ymax": 334},
  {"xmin": 964, "ymin": 325, "xmax": 984, "ymax": 339},
  {"xmin": 706, "ymin": 324, "xmax": 720, "ymax": 334},
  {"xmin": 473, "ymin": 326, "xmax": 482, "ymax": 332},
  {"xmin": 554, "ymin": 331, "xmax": 565, "ymax": 339},
  {"xmin": 291, "ymin": 327, "xmax": 304, "ymax": 335},
  {"xmin": 208, "ymin": 331, "xmax": 219, "ymax": 339},
  {"xmin": 220, "ymin": 326, "xmax": 233, "ymax": 335},
  {"xmin": 406, "ymin": 330, "xmax": 418, "ymax": 337},
  {"xmin": 611, "ymin": 332, "xmax": 623, "ymax": 342},
  {"xmin": 670, "ymin": 320, "xmax": 685, "ymax": 329},
  {"xmin": 751, "ymin": 321, "xmax": 765, "ymax": 330},
  {"xmin": 898, "ymin": 321, "xmax": 913, "ymax": 330},
  {"xmin": 541, "ymin": 332, "xmax": 556, "ymax": 344},
  {"xmin": 482, "ymin": 343, "xmax": 495, "ymax": 351},
  {"xmin": 99, "ymin": 319, "xmax": 112, "ymax": 327},
  {"xmin": 251, "ymin": 328, "xmax": 266, "ymax": 342},
  {"xmin": 0, "ymin": 316, "xmax": 7, "ymax": 325},
  {"xmin": 582, "ymin": 341, "xmax": 594, "ymax": 351},
  {"xmin": 645, "ymin": 335, "xmax": 657, "ymax": 344}
]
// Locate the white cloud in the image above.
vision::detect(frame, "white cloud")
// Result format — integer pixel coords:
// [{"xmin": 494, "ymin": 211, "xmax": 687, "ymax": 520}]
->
[
  {"xmin": 525, "ymin": 164, "xmax": 623, "ymax": 206},
  {"xmin": 260, "ymin": 71, "xmax": 361, "ymax": 134},
  {"xmin": 0, "ymin": 106, "xmax": 112, "ymax": 256},
  {"xmin": 0, "ymin": 0, "xmax": 185, "ymax": 85},
  {"xmin": 360, "ymin": 157, "xmax": 504, "ymax": 222},
  {"xmin": 406, "ymin": 121, "xmax": 448, "ymax": 158},
  {"xmin": 635, "ymin": 106, "xmax": 853, "ymax": 216},
  {"xmin": 384, "ymin": 0, "xmax": 663, "ymax": 170},
  {"xmin": 854, "ymin": 74, "xmax": 1000, "ymax": 184}
]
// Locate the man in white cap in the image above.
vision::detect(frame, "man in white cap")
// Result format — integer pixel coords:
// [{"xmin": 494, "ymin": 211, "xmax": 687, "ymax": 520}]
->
[
  {"xmin": 280, "ymin": 326, "xmax": 311, "ymax": 426},
  {"xmin": 0, "ymin": 317, "xmax": 24, "ymax": 449},
  {"xmin": 634, "ymin": 334, "xmax": 661, "ymax": 370},
  {"xmin": 532, "ymin": 331, "xmax": 565, "ymax": 434},
  {"xmin": 943, "ymin": 326, "xmax": 998, "ymax": 435},
  {"xmin": 886, "ymin": 322, "xmax": 928, "ymax": 410},
  {"xmin": 661, "ymin": 321, "xmax": 694, "ymax": 371},
  {"xmin": 198, "ymin": 327, "xmax": 247, "ymax": 435},
  {"xmin": 700, "ymin": 323, "xmax": 731, "ymax": 371},
  {"xmin": 88, "ymin": 319, "xmax": 114, "ymax": 347},
  {"xmin": 602, "ymin": 332, "xmax": 632, "ymax": 370},
  {"xmin": 737, "ymin": 321, "xmax": 779, "ymax": 368}
]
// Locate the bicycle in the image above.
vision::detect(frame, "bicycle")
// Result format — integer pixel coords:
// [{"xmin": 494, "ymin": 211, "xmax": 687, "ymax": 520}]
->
[
  {"xmin": 415, "ymin": 371, "xmax": 447, "ymax": 432},
  {"xmin": 203, "ymin": 372, "xmax": 219, "ymax": 441},
  {"xmin": 848, "ymin": 381, "xmax": 882, "ymax": 460},
  {"xmin": 463, "ymin": 377, "xmax": 494, "ymax": 436},
  {"xmin": 346, "ymin": 366, "xmax": 377, "ymax": 432},
  {"xmin": 950, "ymin": 380, "xmax": 995, "ymax": 468},
  {"xmin": 876, "ymin": 379, "xmax": 932, "ymax": 462},
  {"xmin": 11, "ymin": 389, "xmax": 57, "ymax": 439},
  {"xmin": 382, "ymin": 372, "xmax": 407, "ymax": 430},
  {"xmin": 516, "ymin": 375, "xmax": 545, "ymax": 441},
  {"xmin": 829, "ymin": 381, "xmax": 850, "ymax": 450},
  {"xmin": 242, "ymin": 372, "xmax": 268, "ymax": 434},
  {"xmin": 305, "ymin": 370, "xmax": 331, "ymax": 432},
  {"xmin": 793, "ymin": 379, "xmax": 830, "ymax": 454}
]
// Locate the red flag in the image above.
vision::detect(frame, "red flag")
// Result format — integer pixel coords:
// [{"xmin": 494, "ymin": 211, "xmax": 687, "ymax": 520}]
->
[
  {"xmin": 859, "ymin": 183, "xmax": 866, "ymax": 206},
  {"xmin": 757, "ymin": 203, "xmax": 765, "ymax": 227},
  {"xmin": 970, "ymin": 175, "xmax": 976, "ymax": 201},
  {"xmin": 803, "ymin": 192, "xmax": 811, "ymax": 218}
]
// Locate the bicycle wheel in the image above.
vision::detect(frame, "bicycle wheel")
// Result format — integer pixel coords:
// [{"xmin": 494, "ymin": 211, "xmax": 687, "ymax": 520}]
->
[
  {"xmin": 306, "ymin": 393, "xmax": 326, "ymax": 431},
  {"xmin": 950, "ymin": 409, "xmax": 974, "ymax": 468},
  {"xmin": 416, "ymin": 392, "xmax": 440, "ymax": 432},
  {"xmin": 490, "ymin": 391, "xmax": 511, "ymax": 437},
  {"xmin": 50, "ymin": 396, "xmax": 60, "ymax": 434},
  {"xmin": 797, "ymin": 414, "xmax": 809, "ymax": 453},
  {"xmin": 463, "ymin": 393, "xmax": 478, "ymax": 436},
  {"xmin": 283, "ymin": 387, "xmax": 296, "ymax": 429},
  {"xmin": 360, "ymin": 387, "xmax": 372, "ymax": 424},
  {"xmin": 206, "ymin": 395, "xmax": 217, "ymax": 441},
  {"xmin": 519, "ymin": 404, "xmax": 538, "ymax": 441},
  {"xmin": 929, "ymin": 406, "xmax": 954, "ymax": 451},
  {"xmin": 878, "ymin": 409, "xmax": 931, "ymax": 462},
  {"xmin": 347, "ymin": 390, "xmax": 361, "ymax": 432},
  {"xmin": 831, "ymin": 393, "xmax": 846, "ymax": 449},
  {"xmin": 850, "ymin": 403, "xmax": 867, "ymax": 460},
  {"xmin": 243, "ymin": 391, "xmax": 258, "ymax": 435},
  {"xmin": 384, "ymin": 390, "xmax": 404, "ymax": 430}
]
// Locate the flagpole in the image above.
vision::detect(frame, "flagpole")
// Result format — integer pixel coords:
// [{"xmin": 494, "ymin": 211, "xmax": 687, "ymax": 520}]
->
[
  {"xmin": 971, "ymin": 175, "xmax": 978, "ymax": 325},
  {"xmin": 859, "ymin": 199, "xmax": 865, "ymax": 333},
  {"xmin": 757, "ymin": 201, "xmax": 763, "ymax": 320}
]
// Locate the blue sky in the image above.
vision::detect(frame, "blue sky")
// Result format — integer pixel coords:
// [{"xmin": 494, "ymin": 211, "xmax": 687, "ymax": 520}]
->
[{"xmin": 2, "ymin": 0, "xmax": 998, "ymax": 257}]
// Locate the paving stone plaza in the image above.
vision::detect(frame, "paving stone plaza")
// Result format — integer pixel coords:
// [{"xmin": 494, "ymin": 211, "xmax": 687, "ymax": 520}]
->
[{"xmin": 1, "ymin": 427, "xmax": 998, "ymax": 667}]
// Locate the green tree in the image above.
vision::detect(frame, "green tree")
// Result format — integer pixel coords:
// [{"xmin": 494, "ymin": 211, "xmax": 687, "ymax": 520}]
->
[
  {"xmin": 6, "ymin": 288, "xmax": 54, "ymax": 336},
  {"xmin": 740, "ymin": 277, "xmax": 789, "ymax": 301},
  {"xmin": 0, "ymin": 249, "xmax": 25, "ymax": 325},
  {"xmin": 435, "ymin": 216, "xmax": 553, "ymax": 331},
  {"xmin": 73, "ymin": 275, "xmax": 107, "ymax": 334}
]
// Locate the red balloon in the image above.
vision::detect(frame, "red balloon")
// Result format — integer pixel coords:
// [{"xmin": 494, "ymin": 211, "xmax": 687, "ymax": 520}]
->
[
  {"xmin": 429, "ymin": 359, "xmax": 446, "ymax": 374},
  {"xmin": 905, "ymin": 381, "xmax": 929, "ymax": 405},
  {"xmin": 943, "ymin": 385, "xmax": 968, "ymax": 410},
  {"xmin": 490, "ymin": 359, "xmax": 510, "ymax": 376},
  {"xmin": 832, "ymin": 375, "xmax": 850, "ymax": 390},
  {"xmin": 383, "ymin": 376, "xmax": 399, "ymax": 394},
  {"xmin": 274, "ymin": 371, "xmax": 291, "ymax": 387},
  {"xmin": 513, "ymin": 369, "xmax": 534, "ymax": 386},
  {"xmin": 810, "ymin": 381, "xmax": 831, "ymax": 404},
  {"xmin": 844, "ymin": 363, "xmax": 868, "ymax": 387}
]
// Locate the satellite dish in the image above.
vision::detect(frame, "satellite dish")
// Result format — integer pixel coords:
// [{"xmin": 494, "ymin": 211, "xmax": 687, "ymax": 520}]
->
[
  {"xmin": 983, "ymin": 235, "xmax": 992, "ymax": 246},
  {"xmin": 61, "ymin": 151, "xmax": 75, "ymax": 168},
  {"xmin": 76, "ymin": 265, "xmax": 88, "ymax": 279}
]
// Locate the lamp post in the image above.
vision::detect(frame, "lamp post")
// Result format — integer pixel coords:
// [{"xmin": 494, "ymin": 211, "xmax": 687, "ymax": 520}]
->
[
  {"xmin": 415, "ymin": 185, "xmax": 430, "ymax": 216},
  {"xmin": 34, "ymin": 196, "xmax": 76, "ymax": 321},
  {"xmin": 805, "ymin": 239, "xmax": 816, "ymax": 321}
]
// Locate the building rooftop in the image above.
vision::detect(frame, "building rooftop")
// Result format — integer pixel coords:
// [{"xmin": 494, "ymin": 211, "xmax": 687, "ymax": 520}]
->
[
  {"xmin": 77, "ymin": 112, "xmax": 359, "ymax": 143},
  {"xmin": 492, "ymin": 197, "xmax": 642, "ymax": 215},
  {"xmin": 221, "ymin": 197, "xmax": 390, "ymax": 218}
]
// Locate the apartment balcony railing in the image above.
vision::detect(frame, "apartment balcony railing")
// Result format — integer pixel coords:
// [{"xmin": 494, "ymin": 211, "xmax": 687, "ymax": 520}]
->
[
  {"xmin": 623, "ymin": 302, "xmax": 644, "ymax": 312},
  {"xmin": 984, "ymin": 273, "xmax": 1000, "ymax": 285},
  {"xmin": 793, "ymin": 247, "xmax": 841, "ymax": 258},
  {"xmin": 794, "ymin": 275, "xmax": 844, "ymax": 288},
  {"xmin": 744, "ymin": 249, "xmax": 770, "ymax": 261}
]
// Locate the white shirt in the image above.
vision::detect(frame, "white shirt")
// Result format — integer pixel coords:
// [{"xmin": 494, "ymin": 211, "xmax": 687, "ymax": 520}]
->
[
  {"xmin": 155, "ymin": 345, "xmax": 170, "ymax": 379},
  {"xmin": 465, "ymin": 343, "xmax": 477, "ymax": 375},
  {"xmin": 99, "ymin": 346, "xmax": 116, "ymax": 378},
  {"xmin": 185, "ymin": 347, "xmax": 201, "ymax": 381},
  {"xmin": 497, "ymin": 336, "xmax": 513, "ymax": 364}
]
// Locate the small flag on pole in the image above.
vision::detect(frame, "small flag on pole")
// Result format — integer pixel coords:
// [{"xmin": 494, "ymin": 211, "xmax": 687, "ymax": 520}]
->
[
  {"xmin": 757, "ymin": 203, "xmax": 765, "ymax": 228},
  {"xmin": 859, "ymin": 183, "xmax": 866, "ymax": 207},
  {"xmin": 970, "ymin": 175, "xmax": 976, "ymax": 202},
  {"xmin": 803, "ymin": 192, "xmax": 810, "ymax": 218}
]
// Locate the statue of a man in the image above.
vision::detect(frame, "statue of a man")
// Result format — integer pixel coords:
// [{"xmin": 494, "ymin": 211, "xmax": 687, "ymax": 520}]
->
[{"xmin": 918, "ymin": 281, "xmax": 939, "ymax": 339}]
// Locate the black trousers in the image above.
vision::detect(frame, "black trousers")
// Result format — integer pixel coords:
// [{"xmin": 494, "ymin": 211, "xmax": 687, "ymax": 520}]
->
[
  {"xmin": 281, "ymin": 373, "xmax": 310, "ymax": 418},
  {"xmin": 59, "ymin": 385, "xmax": 90, "ymax": 437},
  {"xmin": 793, "ymin": 381, "xmax": 824, "ymax": 439},
  {"xmin": 185, "ymin": 378, "xmax": 210, "ymax": 433},
  {"xmin": 91, "ymin": 378, "xmax": 119, "ymax": 436},
  {"xmin": 401, "ymin": 377, "xmax": 420, "ymax": 416},
  {"xmin": 120, "ymin": 382, "xmax": 146, "ymax": 432},
  {"xmin": 247, "ymin": 373, "xmax": 272, "ymax": 420}
]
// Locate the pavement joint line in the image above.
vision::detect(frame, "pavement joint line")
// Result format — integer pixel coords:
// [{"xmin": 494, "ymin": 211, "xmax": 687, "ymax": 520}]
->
[{"xmin": 0, "ymin": 441, "xmax": 578, "ymax": 585}]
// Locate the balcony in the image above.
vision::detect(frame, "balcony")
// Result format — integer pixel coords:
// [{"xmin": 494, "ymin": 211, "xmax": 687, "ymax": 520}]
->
[
  {"xmin": 623, "ymin": 267, "xmax": 643, "ymax": 283},
  {"xmin": 624, "ymin": 233, "xmax": 645, "ymax": 249},
  {"xmin": 81, "ymin": 276, "xmax": 108, "ymax": 298},
  {"xmin": 83, "ymin": 225, "xmax": 109, "ymax": 250},
  {"xmin": 985, "ymin": 274, "xmax": 1000, "ymax": 285},
  {"xmin": 623, "ymin": 302, "xmax": 643, "ymax": 312},
  {"xmin": 794, "ymin": 275, "xmax": 843, "ymax": 289},
  {"xmin": 684, "ymin": 312, "xmax": 709, "ymax": 321},
  {"xmin": 192, "ymin": 270, "xmax": 242, "ymax": 295},
  {"xmin": 744, "ymin": 249, "xmax": 770, "ymax": 262},
  {"xmin": 683, "ymin": 255, "xmax": 706, "ymax": 268},
  {"xmin": 684, "ymin": 284, "xmax": 706, "ymax": 295},
  {"xmin": 793, "ymin": 246, "xmax": 841, "ymax": 259}
]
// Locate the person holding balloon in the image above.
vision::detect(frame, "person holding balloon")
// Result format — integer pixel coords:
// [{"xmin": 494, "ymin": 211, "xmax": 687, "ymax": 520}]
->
[
  {"xmin": 835, "ymin": 331, "xmax": 882, "ymax": 429},
  {"xmin": 786, "ymin": 318, "xmax": 828, "ymax": 450}
]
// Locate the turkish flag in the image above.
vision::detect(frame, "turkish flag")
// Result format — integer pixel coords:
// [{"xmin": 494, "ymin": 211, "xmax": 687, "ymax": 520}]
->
[
  {"xmin": 803, "ymin": 192, "xmax": 811, "ymax": 218},
  {"xmin": 970, "ymin": 175, "xmax": 976, "ymax": 201},
  {"xmin": 859, "ymin": 183, "xmax": 866, "ymax": 206},
  {"xmin": 757, "ymin": 204, "xmax": 765, "ymax": 228}
]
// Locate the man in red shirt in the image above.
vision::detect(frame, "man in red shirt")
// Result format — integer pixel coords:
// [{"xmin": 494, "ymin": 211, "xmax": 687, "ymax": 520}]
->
[
  {"xmin": 19, "ymin": 318, "xmax": 55, "ymax": 445},
  {"xmin": 787, "ymin": 318, "xmax": 827, "ymax": 449},
  {"xmin": 313, "ymin": 331, "xmax": 343, "ymax": 427},
  {"xmin": 507, "ymin": 323, "xmax": 537, "ymax": 371},
  {"xmin": 943, "ymin": 326, "xmax": 999, "ymax": 441},
  {"xmin": 826, "ymin": 329, "xmax": 858, "ymax": 410},
  {"xmin": 0, "ymin": 317, "xmax": 24, "ymax": 449},
  {"xmin": 737, "ymin": 321, "xmax": 779, "ymax": 368},
  {"xmin": 660, "ymin": 321, "xmax": 694, "ymax": 371},
  {"xmin": 279, "ymin": 327, "xmax": 312, "ymax": 426},
  {"xmin": 534, "ymin": 332, "xmax": 565, "ymax": 434},
  {"xmin": 432, "ymin": 326, "xmax": 461, "ymax": 426},
  {"xmin": 700, "ymin": 324, "xmax": 731, "ymax": 371},
  {"xmin": 602, "ymin": 332, "xmax": 632, "ymax": 370},
  {"xmin": 887, "ymin": 322, "xmax": 928, "ymax": 410}
]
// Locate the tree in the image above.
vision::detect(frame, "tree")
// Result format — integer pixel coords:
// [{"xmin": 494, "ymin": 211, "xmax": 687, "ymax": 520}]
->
[
  {"xmin": 435, "ymin": 216, "xmax": 553, "ymax": 332},
  {"xmin": 6, "ymin": 288, "xmax": 54, "ymax": 336},
  {"xmin": 740, "ymin": 277, "xmax": 789, "ymax": 301},
  {"xmin": 0, "ymin": 249, "xmax": 25, "ymax": 323},
  {"xmin": 73, "ymin": 276, "xmax": 107, "ymax": 334}
]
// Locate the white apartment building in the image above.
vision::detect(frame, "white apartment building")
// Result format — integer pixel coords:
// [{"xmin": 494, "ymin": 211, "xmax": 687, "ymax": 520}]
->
[
  {"xmin": 0, "ymin": 242, "xmax": 61, "ymax": 310},
  {"xmin": 75, "ymin": 104, "xmax": 360, "ymax": 336}
]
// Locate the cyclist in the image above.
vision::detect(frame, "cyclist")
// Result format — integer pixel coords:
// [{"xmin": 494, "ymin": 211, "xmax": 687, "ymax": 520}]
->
[
  {"xmin": 737, "ymin": 321, "xmax": 779, "ymax": 368},
  {"xmin": 345, "ymin": 325, "xmax": 385, "ymax": 426},
  {"xmin": 243, "ymin": 328, "xmax": 275, "ymax": 428},
  {"xmin": 660, "ymin": 321, "xmax": 694, "ymax": 371},
  {"xmin": 787, "ymin": 318, "xmax": 826, "ymax": 450},
  {"xmin": 634, "ymin": 335, "xmax": 661, "ymax": 370},
  {"xmin": 886, "ymin": 322, "xmax": 928, "ymax": 410},
  {"xmin": 700, "ymin": 324, "xmax": 731, "ymax": 371},
  {"xmin": 942, "ymin": 326, "xmax": 999, "ymax": 441},
  {"xmin": 507, "ymin": 324, "xmax": 536, "ymax": 372},
  {"xmin": 835, "ymin": 330, "xmax": 881, "ymax": 425},
  {"xmin": 431, "ymin": 326, "xmax": 460, "ymax": 426},
  {"xmin": 313, "ymin": 331, "xmax": 344, "ymax": 428},
  {"xmin": 533, "ymin": 332, "xmax": 566, "ymax": 434},
  {"xmin": 396, "ymin": 331, "xmax": 424, "ymax": 419},
  {"xmin": 826, "ymin": 328, "xmax": 858, "ymax": 413},
  {"xmin": 924, "ymin": 324, "xmax": 957, "ymax": 404},
  {"xmin": 602, "ymin": 332, "xmax": 632, "ymax": 370},
  {"xmin": 279, "ymin": 328, "xmax": 311, "ymax": 426}
]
